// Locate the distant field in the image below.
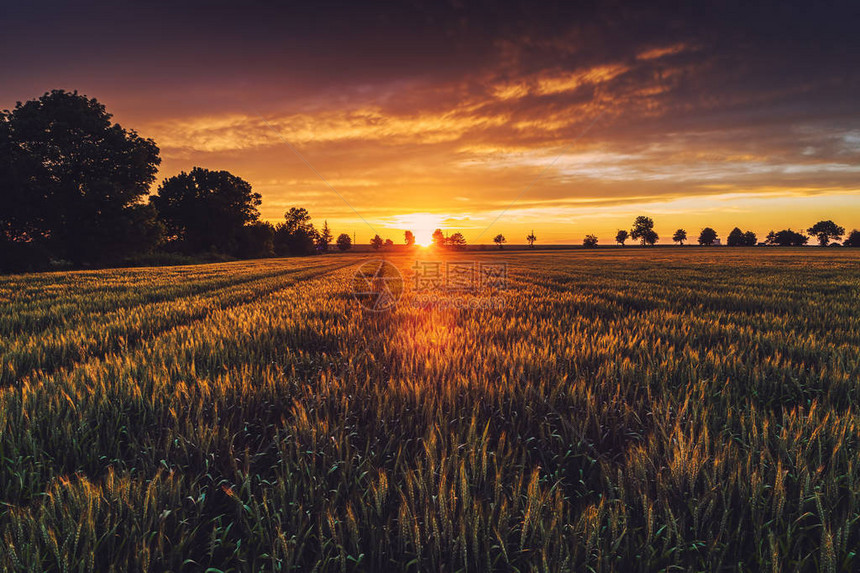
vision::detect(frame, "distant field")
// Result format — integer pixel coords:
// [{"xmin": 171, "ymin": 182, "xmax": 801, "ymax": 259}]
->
[{"xmin": 1, "ymin": 249, "xmax": 859, "ymax": 571}]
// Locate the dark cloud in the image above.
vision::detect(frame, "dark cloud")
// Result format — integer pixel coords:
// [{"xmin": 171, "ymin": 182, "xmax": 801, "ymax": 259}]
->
[{"xmin": 5, "ymin": 1, "xmax": 857, "ymax": 103}]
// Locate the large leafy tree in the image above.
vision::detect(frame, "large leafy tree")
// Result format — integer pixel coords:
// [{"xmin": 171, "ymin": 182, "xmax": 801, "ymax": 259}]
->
[
  {"xmin": 726, "ymin": 227, "xmax": 745, "ymax": 246},
  {"xmin": 274, "ymin": 207, "xmax": 317, "ymax": 256},
  {"xmin": 336, "ymin": 233, "xmax": 352, "ymax": 251},
  {"xmin": 672, "ymin": 229, "xmax": 687, "ymax": 245},
  {"xmin": 807, "ymin": 220, "xmax": 844, "ymax": 246},
  {"xmin": 615, "ymin": 229, "xmax": 629, "ymax": 246},
  {"xmin": 283, "ymin": 207, "xmax": 312, "ymax": 235},
  {"xmin": 150, "ymin": 167, "xmax": 261, "ymax": 255},
  {"xmin": 631, "ymin": 216, "xmax": 658, "ymax": 245},
  {"xmin": 725, "ymin": 227, "xmax": 757, "ymax": 246},
  {"xmin": 0, "ymin": 90, "xmax": 161, "ymax": 266},
  {"xmin": 698, "ymin": 227, "xmax": 718, "ymax": 246},
  {"xmin": 767, "ymin": 229, "xmax": 808, "ymax": 246}
]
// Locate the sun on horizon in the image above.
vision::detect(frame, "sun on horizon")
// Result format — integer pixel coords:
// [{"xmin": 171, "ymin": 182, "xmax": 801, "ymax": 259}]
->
[{"xmin": 386, "ymin": 212, "xmax": 444, "ymax": 246}]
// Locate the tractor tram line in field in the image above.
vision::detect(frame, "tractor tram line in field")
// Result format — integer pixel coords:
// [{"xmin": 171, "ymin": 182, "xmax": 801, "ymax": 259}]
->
[
  {"xmin": 0, "ymin": 261, "xmax": 354, "ymax": 387},
  {"xmin": 0, "ymin": 261, "xmax": 326, "ymax": 336}
]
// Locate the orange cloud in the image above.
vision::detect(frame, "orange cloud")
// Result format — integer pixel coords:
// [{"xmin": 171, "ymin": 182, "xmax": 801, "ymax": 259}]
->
[
  {"xmin": 535, "ymin": 64, "xmax": 630, "ymax": 95},
  {"xmin": 637, "ymin": 43, "xmax": 689, "ymax": 61},
  {"xmin": 147, "ymin": 106, "xmax": 512, "ymax": 155},
  {"xmin": 488, "ymin": 63, "xmax": 630, "ymax": 102}
]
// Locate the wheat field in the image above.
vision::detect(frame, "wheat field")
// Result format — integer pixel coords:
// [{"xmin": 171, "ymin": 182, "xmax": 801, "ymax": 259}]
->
[{"xmin": 1, "ymin": 249, "xmax": 859, "ymax": 571}]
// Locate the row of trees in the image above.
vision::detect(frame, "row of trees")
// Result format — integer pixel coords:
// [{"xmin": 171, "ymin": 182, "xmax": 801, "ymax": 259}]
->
[
  {"xmin": 367, "ymin": 230, "xmax": 512, "ymax": 250},
  {"xmin": 408, "ymin": 221, "xmax": 859, "ymax": 249},
  {"xmin": 606, "ymin": 217, "xmax": 857, "ymax": 247},
  {"xmin": 366, "ymin": 230, "xmax": 507, "ymax": 250},
  {"xmin": 429, "ymin": 229, "xmax": 469, "ymax": 249},
  {"xmin": 0, "ymin": 90, "xmax": 366, "ymax": 271}
]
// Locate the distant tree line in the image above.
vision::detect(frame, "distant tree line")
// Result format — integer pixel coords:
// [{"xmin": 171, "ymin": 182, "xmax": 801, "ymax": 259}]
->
[
  {"xmin": 603, "ymin": 217, "xmax": 858, "ymax": 248},
  {"xmin": 422, "ymin": 229, "xmax": 468, "ymax": 250},
  {"xmin": 431, "ymin": 219, "xmax": 860, "ymax": 250},
  {"xmin": 424, "ymin": 220, "xmax": 858, "ymax": 249}
]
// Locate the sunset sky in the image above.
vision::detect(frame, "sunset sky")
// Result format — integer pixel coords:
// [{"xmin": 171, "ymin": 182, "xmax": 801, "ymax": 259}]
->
[{"xmin": 2, "ymin": 1, "xmax": 858, "ymax": 245}]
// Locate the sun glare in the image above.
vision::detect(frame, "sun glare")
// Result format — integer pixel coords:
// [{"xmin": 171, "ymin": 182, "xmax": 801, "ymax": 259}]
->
[{"xmin": 388, "ymin": 212, "xmax": 443, "ymax": 246}]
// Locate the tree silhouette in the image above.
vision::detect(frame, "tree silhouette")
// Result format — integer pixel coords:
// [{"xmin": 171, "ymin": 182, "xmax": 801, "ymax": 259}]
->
[
  {"xmin": 526, "ymin": 230, "xmax": 537, "ymax": 248},
  {"xmin": 151, "ymin": 167, "xmax": 261, "ymax": 255},
  {"xmin": 807, "ymin": 220, "xmax": 844, "ymax": 246},
  {"xmin": 404, "ymin": 230, "xmax": 415, "ymax": 246},
  {"xmin": 631, "ymin": 216, "xmax": 658, "ymax": 245},
  {"xmin": 370, "ymin": 234, "xmax": 383, "ymax": 250},
  {"xmin": 727, "ymin": 227, "xmax": 745, "ymax": 246},
  {"xmin": 283, "ymin": 208, "xmax": 311, "ymax": 234},
  {"xmin": 768, "ymin": 229, "xmax": 808, "ymax": 246},
  {"xmin": 727, "ymin": 227, "xmax": 757, "ymax": 247},
  {"xmin": 673, "ymin": 229, "xmax": 687, "ymax": 245},
  {"xmin": 432, "ymin": 229, "xmax": 446, "ymax": 248},
  {"xmin": 237, "ymin": 222, "xmax": 274, "ymax": 259},
  {"xmin": 583, "ymin": 234, "xmax": 598, "ymax": 248},
  {"xmin": 844, "ymin": 230, "xmax": 860, "ymax": 247},
  {"xmin": 384, "ymin": 238, "xmax": 394, "ymax": 247},
  {"xmin": 448, "ymin": 232, "xmax": 467, "ymax": 250},
  {"xmin": 317, "ymin": 220, "xmax": 332, "ymax": 252},
  {"xmin": 493, "ymin": 234, "xmax": 506, "ymax": 249},
  {"xmin": 274, "ymin": 207, "xmax": 317, "ymax": 255},
  {"xmin": 615, "ymin": 229, "xmax": 629, "ymax": 246},
  {"xmin": 698, "ymin": 227, "xmax": 718, "ymax": 246},
  {"xmin": 0, "ymin": 90, "xmax": 161, "ymax": 267},
  {"xmin": 336, "ymin": 233, "xmax": 352, "ymax": 251}
]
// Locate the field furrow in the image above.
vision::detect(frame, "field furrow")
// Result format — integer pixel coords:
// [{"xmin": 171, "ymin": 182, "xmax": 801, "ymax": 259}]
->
[{"xmin": 0, "ymin": 260, "xmax": 355, "ymax": 385}]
